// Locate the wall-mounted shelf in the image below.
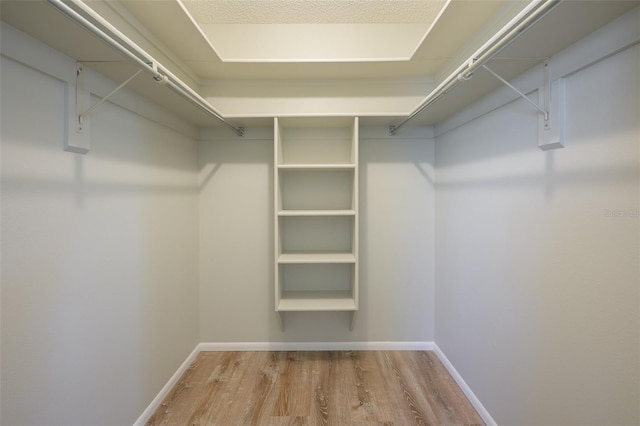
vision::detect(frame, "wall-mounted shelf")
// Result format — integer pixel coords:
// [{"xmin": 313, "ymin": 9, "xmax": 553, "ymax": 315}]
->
[
  {"xmin": 277, "ymin": 210, "xmax": 356, "ymax": 217},
  {"xmin": 278, "ymin": 291, "xmax": 357, "ymax": 312},
  {"xmin": 277, "ymin": 164, "xmax": 355, "ymax": 170},
  {"xmin": 278, "ymin": 252, "xmax": 356, "ymax": 264},
  {"xmin": 274, "ymin": 116, "xmax": 359, "ymax": 330}
]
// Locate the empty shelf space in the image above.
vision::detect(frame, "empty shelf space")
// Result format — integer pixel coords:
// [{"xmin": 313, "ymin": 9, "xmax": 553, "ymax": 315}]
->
[
  {"xmin": 278, "ymin": 251, "xmax": 356, "ymax": 263},
  {"xmin": 278, "ymin": 169, "xmax": 355, "ymax": 211},
  {"xmin": 278, "ymin": 209, "xmax": 356, "ymax": 216},
  {"xmin": 277, "ymin": 291, "xmax": 357, "ymax": 311}
]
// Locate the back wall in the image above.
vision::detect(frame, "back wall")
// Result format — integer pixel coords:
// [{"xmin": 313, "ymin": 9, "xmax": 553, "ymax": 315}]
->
[{"xmin": 198, "ymin": 125, "xmax": 435, "ymax": 343}]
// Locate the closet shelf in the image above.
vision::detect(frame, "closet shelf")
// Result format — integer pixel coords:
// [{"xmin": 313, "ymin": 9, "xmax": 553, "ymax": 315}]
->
[
  {"xmin": 277, "ymin": 291, "xmax": 357, "ymax": 311},
  {"xmin": 277, "ymin": 209, "xmax": 356, "ymax": 217},
  {"xmin": 274, "ymin": 116, "xmax": 359, "ymax": 330},
  {"xmin": 277, "ymin": 164, "xmax": 355, "ymax": 171},
  {"xmin": 278, "ymin": 251, "xmax": 356, "ymax": 264}
]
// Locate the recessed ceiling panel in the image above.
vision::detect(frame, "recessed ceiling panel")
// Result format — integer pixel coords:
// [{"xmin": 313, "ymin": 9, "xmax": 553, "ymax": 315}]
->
[
  {"xmin": 182, "ymin": 0, "xmax": 448, "ymax": 62},
  {"xmin": 199, "ymin": 23, "xmax": 430, "ymax": 62},
  {"xmin": 182, "ymin": 0, "xmax": 447, "ymax": 24}
]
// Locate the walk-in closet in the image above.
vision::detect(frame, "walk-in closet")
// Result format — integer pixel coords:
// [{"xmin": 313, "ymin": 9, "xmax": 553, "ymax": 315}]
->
[{"xmin": 1, "ymin": 1, "xmax": 638, "ymax": 424}]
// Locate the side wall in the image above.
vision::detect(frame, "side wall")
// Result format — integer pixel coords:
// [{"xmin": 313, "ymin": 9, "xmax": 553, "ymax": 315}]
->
[
  {"xmin": 434, "ymin": 29, "xmax": 639, "ymax": 426},
  {"xmin": 198, "ymin": 126, "xmax": 435, "ymax": 343},
  {"xmin": 1, "ymin": 26, "xmax": 200, "ymax": 425}
]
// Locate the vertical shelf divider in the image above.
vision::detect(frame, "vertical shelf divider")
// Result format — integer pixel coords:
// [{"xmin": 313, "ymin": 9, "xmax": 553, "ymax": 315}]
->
[{"xmin": 274, "ymin": 117, "xmax": 284, "ymax": 329}]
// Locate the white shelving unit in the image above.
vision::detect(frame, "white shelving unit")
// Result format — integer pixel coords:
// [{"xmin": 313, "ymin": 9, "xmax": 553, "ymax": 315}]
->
[{"xmin": 274, "ymin": 117, "xmax": 359, "ymax": 330}]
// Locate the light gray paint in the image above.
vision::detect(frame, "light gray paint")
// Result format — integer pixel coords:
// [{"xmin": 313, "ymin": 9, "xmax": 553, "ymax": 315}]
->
[
  {"xmin": 435, "ymin": 44, "xmax": 639, "ymax": 424},
  {"xmin": 0, "ymin": 54, "xmax": 200, "ymax": 425},
  {"xmin": 198, "ymin": 127, "xmax": 435, "ymax": 342}
]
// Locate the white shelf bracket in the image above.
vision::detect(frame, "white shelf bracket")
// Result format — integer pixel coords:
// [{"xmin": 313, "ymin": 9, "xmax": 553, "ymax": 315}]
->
[
  {"xmin": 350, "ymin": 311, "xmax": 357, "ymax": 331},
  {"xmin": 64, "ymin": 63, "xmax": 91, "ymax": 154},
  {"xmin": 538, "ymin": 67, "xmax": 566, "ymax": 151},
  {"xmin": 483, "ymin": 61, "xmax": 565, "ymax": 150},
  {"xmin": 277, "ymin": 312, "xmax": 285, "ymax": 331},
  {"xmin": 482, "ymin": 63, "xmax": 549, "ymax": 121},
  {"xmin": 77, "ymin": 65, "xmax": 143, "ymax": 130}
]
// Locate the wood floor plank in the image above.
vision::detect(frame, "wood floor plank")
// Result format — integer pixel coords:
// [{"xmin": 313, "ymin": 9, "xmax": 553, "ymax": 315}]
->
[
  {"xmin": 328, "ymin": 352, "xmax": 355, "ymax": 423},
  {"xmin": 310, "ymin": 351, "xmax": 332, "ymax": 426},
  {"xmin": 352, "ymin": 351, "xmax": 394, "ymax": 424},
  {"xmin": 263, "ymin": 416, "xmax": 308, "ymax": 426},
  {"xmin": 244, "ymin": 351, "xmax": 284, "ymax": 424},
  {"xmin": 273, "ymin": 352, "xmax": 312, "ymax": 417},
  {"xmin": 146, "ymin": 350, "xmax": 484, "ymax": 426},
  {"xmin": 145, "ymin": 351, "xmax": 225, "ymax": 425},
  {"xmin": 409, "ymin": 351, "xmax": 483, "ymax": 425},
  {"xmin": 198, "ymin": 351, "xmax": 252, "ymax": 425},
  {"xmin": 380, "ymin": 351, "xmax": 438, "ymax": 425}
]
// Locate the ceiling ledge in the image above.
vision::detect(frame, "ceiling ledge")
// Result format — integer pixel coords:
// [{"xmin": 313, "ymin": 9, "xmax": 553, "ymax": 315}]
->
[
  {"xmin": 201, "ymin": 77, "xmax": 435, "ymax": 118},
  {"xmin": 199, "ymin": 23, "xmax": 429, "ymax": 63}
]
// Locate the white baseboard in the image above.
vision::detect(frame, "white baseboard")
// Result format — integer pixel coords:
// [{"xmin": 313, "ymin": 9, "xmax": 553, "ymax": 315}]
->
[
  {"xmin": 432, "ymin": 343, "xmax": 497, "ymax": 426},
  {"xmin": 133, "ymin": 344, "xmax": 201, "ymax": 426},
  {"xmin": 198, "ymin": 341, "xmax": 433, "ymax": 351}
]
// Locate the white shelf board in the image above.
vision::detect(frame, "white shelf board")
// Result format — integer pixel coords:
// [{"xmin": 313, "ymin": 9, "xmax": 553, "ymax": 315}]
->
[
  {"xmin": 278, "ymin": 209, "xmax": 356, "ymax": 217},
  {"xmin": 278, "ymin": 251, "xmax": 356, "ymax": 264},
  {"xmin": 277, "ymin": 291, "xmax": 357, "ymax": 311},
  {"xmin": 277, "ymin": 164, "xmax": 355, "ymax": 171}
]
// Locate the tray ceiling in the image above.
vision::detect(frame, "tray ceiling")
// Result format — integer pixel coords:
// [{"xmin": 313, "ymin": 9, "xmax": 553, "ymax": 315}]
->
[
  {"xmin": 116, "ymin": 0, "xmax": 512, "ymax": 78},
  {"xmin": 180, "ymin": 0, "xmax": 448, "ymax": 62},
  {"xmin": 183, "ymin": 0, "xmax": 448, "ymax": 24},
  {"xmin": 1, "ymin": 0, "xmax": 637, "ymax": 127}
]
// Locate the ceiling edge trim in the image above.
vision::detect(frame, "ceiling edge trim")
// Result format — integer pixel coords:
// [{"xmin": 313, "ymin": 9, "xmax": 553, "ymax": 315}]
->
[
  {"xmin": 211, "ymin": 56, "xmax": 415, "ymax": 64},
  {"xmin": 408, "ymin": 0, "xmax": 454, "ymax": 60},
  {"xmin": 199, "ymin": 76, "xmax": 435, "ymax": 88},
  {"xmin": 175, "ymin": 0, "xmax": 223, "ymax": 62}
]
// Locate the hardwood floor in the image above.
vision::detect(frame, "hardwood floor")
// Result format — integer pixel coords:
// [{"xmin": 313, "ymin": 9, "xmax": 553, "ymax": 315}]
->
[{"xmin": 146, "ymin": 351, "xmax": 484, "ymax": 425}]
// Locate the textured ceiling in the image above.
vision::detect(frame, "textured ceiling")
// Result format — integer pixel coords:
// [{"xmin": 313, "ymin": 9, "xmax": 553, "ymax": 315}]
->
[
  {"xmin": 182, "ymin": 0, "xmax": 448, "ymax": 24},
  {"xmin": 180, "ymin": 0, "xmax": 449, "ymax": 62}
]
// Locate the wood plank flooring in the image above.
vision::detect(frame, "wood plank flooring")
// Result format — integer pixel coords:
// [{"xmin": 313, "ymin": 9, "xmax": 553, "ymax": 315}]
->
[{"xmin": 146, "ymin": 351, "xmax": 484, "ymax": 425}]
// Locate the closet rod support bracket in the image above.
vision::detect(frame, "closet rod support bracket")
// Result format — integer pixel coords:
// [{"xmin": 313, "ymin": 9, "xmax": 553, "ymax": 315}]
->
[
  {"xmin": 77, "ymin": 66, "xmax": 143, "ymax": 131},
  {"xmin": 542, "ymin": 61, "xmax": 550, "ymax": 130},
  {"xmin": 76, "ymin": 63, "xmax": 85, "ymax": 132},
  {"xmin": 482, "ymin": 63, "xmax": 549, "ymax": 121},
  {"xmin": 64, "ymin": 63, "xmax": 91, "ymax": 154}
]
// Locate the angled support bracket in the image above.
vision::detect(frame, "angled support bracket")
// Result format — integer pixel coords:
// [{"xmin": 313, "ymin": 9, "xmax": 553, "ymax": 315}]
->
[
  {"xmin": 77, "ymin": 65, "xmax": 142, "ymax": 131},
  {"xmin": 277, "ymin": 312, "xmax": 285, "ymax": 331},
  {"xmin": 67, "ymin": 64, "xmax": 142, "ymax": 154},
  {"xmin": 483, "ymin": 61, "xmax": 565, "ymax": 150},
  {"xmin": 482, "ymin": 63, "xmax": 549, "ymax": 122}
]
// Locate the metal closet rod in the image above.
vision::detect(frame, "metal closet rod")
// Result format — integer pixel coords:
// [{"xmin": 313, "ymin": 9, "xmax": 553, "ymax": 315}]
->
[
  {"xmin": 47, "ymin": 0, "xmax": 245, "ymax": 137},
  {"xmin": 390, "ymin": 0, "xmax": 564, "ymax": 135}
]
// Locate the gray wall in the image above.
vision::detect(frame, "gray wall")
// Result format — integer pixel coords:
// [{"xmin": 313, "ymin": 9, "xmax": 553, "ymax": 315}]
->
[
  {"xmin": 1, "ymin": 31, "xmax": 200, "ymax": 425},
  {"xmin": 434, "ymin": 43, "xmax": 639, "ymax": 424},
  {"xmin": 198, "ymin": 126, "xmax": 435, "ymax": 342},
  {"xmin": 3, "ymin": 7, "xmax": 639, "ymax": 426}
]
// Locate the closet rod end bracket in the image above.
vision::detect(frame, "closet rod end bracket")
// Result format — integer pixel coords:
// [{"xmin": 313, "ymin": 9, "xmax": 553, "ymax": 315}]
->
[{"xmin": 235, "ymin": 127, "xmax": 245, "ymax": 137}]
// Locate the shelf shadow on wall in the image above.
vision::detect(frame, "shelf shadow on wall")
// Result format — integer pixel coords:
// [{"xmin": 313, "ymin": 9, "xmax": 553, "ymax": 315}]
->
[{"xmin": 358, "ymin": 134, "xmax": 436, "ymax": 340}]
